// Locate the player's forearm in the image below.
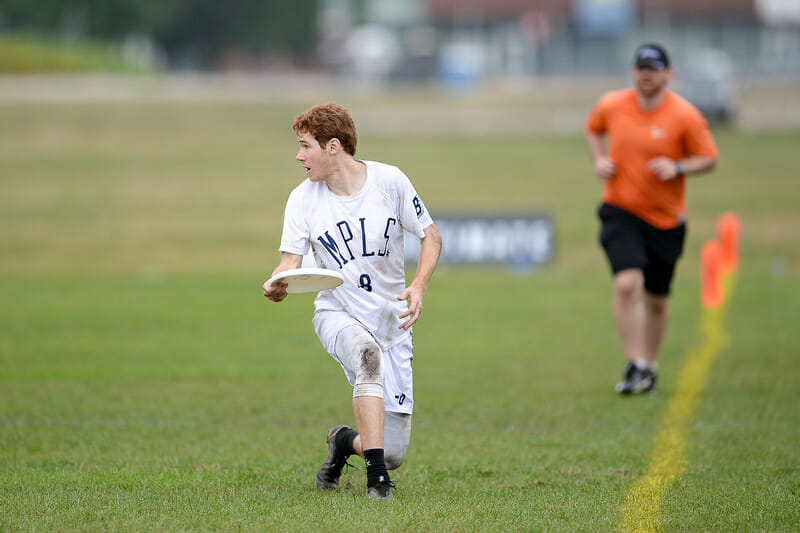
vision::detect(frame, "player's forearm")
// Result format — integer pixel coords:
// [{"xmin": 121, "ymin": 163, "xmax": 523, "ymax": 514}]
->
[
  {"xmin": 585, "ymin": 131, "xmax": 607, "ymax": 160},
  {"xmin": 676, "ymin": 154, "xmax": 718, "ymax": 176},
  {"xmin": 411, "ymin": 224, "xmax": 442, "ymax": 290},
  {"xmin": 271, "ymin": 252, "xmax": 303, "ymax": 277}
]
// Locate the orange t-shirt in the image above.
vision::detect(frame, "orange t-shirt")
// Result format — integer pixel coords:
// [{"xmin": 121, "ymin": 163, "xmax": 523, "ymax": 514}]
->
[{"xmin": 585, "ymin": 89, "xmax": 718, "ymax": 229}]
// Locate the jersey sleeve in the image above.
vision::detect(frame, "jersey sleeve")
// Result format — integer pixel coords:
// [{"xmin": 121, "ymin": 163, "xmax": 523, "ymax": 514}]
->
[
  {"xmin": 395, "ymin": 168, "xmax": 434, "ymax": 239},
  {"xmin": 278, "ymin": 186, "xmax": 310, "ymax": 255},
  {"xmin": 585, "ymin": 94, "xmax": 609, "ymax": 134},
  {"xmin": 683, "ymin": 108, "xmax": 719, "ymax": 159}
]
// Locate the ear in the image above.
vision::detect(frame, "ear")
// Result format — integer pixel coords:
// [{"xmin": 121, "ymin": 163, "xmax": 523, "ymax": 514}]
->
[{"xmin": 327, "ymin": 138, "xmax": 341, "ymax": 154}]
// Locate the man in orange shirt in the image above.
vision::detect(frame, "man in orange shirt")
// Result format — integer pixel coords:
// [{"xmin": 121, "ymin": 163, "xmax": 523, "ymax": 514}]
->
[{"xmin": 585, "ymin": 43, "xmax": 719, "ymax": 395}]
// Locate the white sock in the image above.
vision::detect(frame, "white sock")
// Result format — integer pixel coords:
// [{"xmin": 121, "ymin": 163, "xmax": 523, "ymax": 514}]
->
[{"xmin": 635, "ymin": 358, "xmax": 659, "ymax": 373}]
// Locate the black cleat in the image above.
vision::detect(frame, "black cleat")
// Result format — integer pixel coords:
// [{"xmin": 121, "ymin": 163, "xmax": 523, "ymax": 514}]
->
[
  {"xmin": 616, "ymin": 362, "xmax": 656, "ymax": 395},
  {"xmin": 367, "ymin": 477, "xmax": 395, "ymax": 501},
  {"xmin": 316, "ymin": 425, "xmax": 353, "ymax": 490}
]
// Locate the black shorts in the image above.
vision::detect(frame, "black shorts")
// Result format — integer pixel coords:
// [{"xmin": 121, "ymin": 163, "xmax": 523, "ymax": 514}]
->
[{"xmin": 597, "ymin": 203, "xmax": 686, "ymax": 296}]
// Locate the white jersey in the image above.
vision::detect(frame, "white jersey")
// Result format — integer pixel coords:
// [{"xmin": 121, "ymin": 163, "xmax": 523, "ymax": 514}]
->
[{"xmin": 279, "ymin": 160, "xmax": 434, "ymax": 349}]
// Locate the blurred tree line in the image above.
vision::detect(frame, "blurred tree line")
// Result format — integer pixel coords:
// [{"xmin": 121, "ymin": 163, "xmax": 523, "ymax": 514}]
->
[{"xmin": 0, "ymin": 0, "xmax": 318, "ymax": 69}]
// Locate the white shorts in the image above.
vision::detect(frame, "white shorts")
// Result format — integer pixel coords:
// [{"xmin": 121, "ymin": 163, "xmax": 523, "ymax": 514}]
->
[{"xmin": 313, "ymin": 309, "xmax": 414, "ymax": 414}]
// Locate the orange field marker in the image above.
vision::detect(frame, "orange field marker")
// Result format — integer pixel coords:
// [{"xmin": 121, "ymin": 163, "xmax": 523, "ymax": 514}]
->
[
  {"xmin": 717, "ymin": 212, "xmax": 741, "ymax": 274},
  {"xmin": 701, "ymin": 240, "xmax": 724, "ymax": 308}
]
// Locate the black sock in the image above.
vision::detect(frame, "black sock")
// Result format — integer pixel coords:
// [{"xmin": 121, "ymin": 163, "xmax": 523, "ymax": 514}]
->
[
  {"xmin": 363, "ymin": 448, "xmax": 390, "ymax": 487},
  {"xmin": 335, "ymin": 427, "xmax": 358, "ymax": 457}
]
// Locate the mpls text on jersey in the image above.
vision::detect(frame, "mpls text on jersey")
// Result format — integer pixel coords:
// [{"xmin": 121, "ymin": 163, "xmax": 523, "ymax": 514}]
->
[{"xmin": 316, "ymin": 216, "xmax": 398, "ymax": 269}]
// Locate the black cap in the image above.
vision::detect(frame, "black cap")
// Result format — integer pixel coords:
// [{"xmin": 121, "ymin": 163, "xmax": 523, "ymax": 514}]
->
[{"xmin": 634, "ymin": 43, "xmax": 670, "ymax": 70}]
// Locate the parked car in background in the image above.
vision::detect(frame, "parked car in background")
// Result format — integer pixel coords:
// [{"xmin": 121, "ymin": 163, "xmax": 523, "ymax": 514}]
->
[{"xmin": 675, "ymin": 48, "xmax": 739, "ymax": 124}]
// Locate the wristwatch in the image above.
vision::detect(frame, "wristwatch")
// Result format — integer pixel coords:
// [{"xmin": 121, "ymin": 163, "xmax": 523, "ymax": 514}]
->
[{"xmin": 675, "ymin": 161, "xmax": 685, "ymax": 175}]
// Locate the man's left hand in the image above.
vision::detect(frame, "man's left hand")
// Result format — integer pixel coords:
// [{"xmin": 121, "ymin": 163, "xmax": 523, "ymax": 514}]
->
[
  {"xmin": 647, "ymin": 156, "xmax": 682, "ymax": 181},
  {"xmin": 398, "ymin": 284, "xmax": 425, "ymax": 330}
]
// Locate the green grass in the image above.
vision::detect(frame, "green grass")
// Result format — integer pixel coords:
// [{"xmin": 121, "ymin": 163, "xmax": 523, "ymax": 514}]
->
[{"xmin": 1, "ymin": 99, "xmax": 799, "ymax": 531}]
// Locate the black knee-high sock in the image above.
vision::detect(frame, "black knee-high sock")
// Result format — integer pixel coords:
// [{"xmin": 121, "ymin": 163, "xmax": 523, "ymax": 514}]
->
[{"xmin": 363, "ymin": 448, "xmax": 390, "ymax": 487}]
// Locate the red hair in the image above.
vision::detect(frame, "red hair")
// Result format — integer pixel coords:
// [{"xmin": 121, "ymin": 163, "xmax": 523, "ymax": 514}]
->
[{"xmin": 292, "ymin": 103, "xmax": 357, "ymax": 156}]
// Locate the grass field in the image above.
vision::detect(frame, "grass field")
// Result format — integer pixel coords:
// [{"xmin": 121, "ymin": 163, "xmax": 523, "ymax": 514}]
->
[{"xmin": 1, "ymin": 96, "xmax": 799, "ymax": 531}]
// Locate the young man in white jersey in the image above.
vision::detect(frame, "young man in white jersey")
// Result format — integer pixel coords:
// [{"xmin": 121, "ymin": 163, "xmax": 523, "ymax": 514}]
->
[{"xmin": 263, "ymin": 103, "xmax": 442, "ymax": 500}]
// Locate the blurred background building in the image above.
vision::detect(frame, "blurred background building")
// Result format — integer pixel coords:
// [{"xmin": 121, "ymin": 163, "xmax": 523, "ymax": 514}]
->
[
  {"xmin": 2, "ymin": 0, "xmax": 798, "ymax": 76},
  {"xmin": 1, "ymin": 0, "xmax": 799, "ymax": 123}
]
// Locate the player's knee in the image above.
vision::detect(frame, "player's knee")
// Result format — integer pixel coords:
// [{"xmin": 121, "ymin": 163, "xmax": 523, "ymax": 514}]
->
[
  {"xmin": 384, "ymin": 445, "xmax": 406, "ymax": 470},
  {"xmin": 614, "ymin": 269, "xmax": 644, "ymax": 297},
  {"xmin": 337, "ymin": 326, "xmax": 384, "ymax": 398},
  {"xmin": 384, "ymin": 412, "xmax": 411, "ymax": 470},
  {"xmin": 357, "ymin": 343, "xmax": 382, "ymax": 382},
  {"xmin": 353, "ymin": 341, "xmax": 384, "ymax": 398}
]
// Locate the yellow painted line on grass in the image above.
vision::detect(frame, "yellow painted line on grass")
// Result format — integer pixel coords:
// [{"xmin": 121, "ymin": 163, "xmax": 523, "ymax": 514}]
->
[{"xmin": 619, "ymin": 278, "xmax": 733, "ymax": 532}]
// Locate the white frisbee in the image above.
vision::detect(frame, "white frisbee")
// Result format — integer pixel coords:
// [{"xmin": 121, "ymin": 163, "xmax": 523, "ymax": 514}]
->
[{"xmin": 268, "ymin": 268, "xmax": 344, "ymax": 294}]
